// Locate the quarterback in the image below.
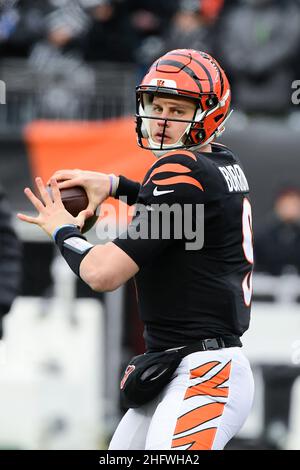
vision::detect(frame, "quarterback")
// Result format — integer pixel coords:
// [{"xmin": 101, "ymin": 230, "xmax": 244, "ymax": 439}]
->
[{"xmin": 18, "ymin": 49, "xmax": 254, "ymax": 450}]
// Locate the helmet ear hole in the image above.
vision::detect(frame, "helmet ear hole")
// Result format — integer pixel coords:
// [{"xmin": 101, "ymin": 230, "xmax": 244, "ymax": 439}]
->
[
  {"xmin": 189, "ymin": 127, "xmax": 206, "ymax": 144},
  {"xmin": 214, "ymin": 114, "xmax": 223, "ymax": 123},
  {"xmin": 206, "ymin": 96, "xmax": 218, "ymax": 109},
  {"xmin": 197, "ymin": 129, "xmax": 206, "ymax": 142}
]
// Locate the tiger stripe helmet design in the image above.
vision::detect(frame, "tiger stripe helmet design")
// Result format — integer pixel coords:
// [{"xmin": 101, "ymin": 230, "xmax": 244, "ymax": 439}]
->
[{"xmin": 136, "ymin": 49, "xmax": 232, "ymax": 156}]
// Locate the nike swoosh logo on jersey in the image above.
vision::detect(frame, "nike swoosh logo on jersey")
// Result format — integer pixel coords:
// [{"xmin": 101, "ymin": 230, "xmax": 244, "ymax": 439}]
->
[{"xmin": 153, "ymin": 187, "xmax": 174, "ymax": 196}]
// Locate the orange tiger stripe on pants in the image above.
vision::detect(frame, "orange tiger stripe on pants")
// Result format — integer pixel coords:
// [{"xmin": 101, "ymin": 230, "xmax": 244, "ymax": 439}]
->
[
  {"xmin": 109, "ymin": 349, "xmax": 254, "ymax": 450},
  {"xmin": 171, "ymin": 361, "xmax": 231, "ymax": 450},
  {"xmin": 185, "ymin": 361, "xmax": 231, "ymax": 400}
]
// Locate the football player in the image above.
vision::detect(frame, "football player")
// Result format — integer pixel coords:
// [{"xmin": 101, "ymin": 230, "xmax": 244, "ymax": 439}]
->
[{"xmin": 18, "ymin": 49, "xmax": 254, "ymax": 450}]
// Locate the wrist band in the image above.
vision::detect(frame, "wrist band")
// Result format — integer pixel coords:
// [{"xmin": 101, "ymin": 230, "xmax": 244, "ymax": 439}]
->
[
  {"xmin": 109, "ymin": 175, "xmax": 113, "ymax": 196},
  {"xmin": 54, "ymin": 225, "xmax": 94, "ymax": 277},
  {"xmin": 115, "ymin": 175, "xmax": 141, "ymax": 206},
  {"xmin": 108, "ymin": 174, "xmax": 119, "ymax": 197},
  {"xmin": 52, "ymin": 224, "xmax": 78, "ymax": 242}
]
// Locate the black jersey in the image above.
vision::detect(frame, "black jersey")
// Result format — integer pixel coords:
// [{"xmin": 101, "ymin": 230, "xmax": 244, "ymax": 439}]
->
[{"xmin": 113, "ymin": 144, "xmax": 253, "ymax": 351}]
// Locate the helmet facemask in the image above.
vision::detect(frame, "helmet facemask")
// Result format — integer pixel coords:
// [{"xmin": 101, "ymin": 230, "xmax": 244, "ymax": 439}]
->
[
  {"xmin": 138, "ymin": 92, "xmax": 198, "ymax": 155},
  {"xmin": 136, "ymin": 88, "xmax": 229, "ymax": 157}
]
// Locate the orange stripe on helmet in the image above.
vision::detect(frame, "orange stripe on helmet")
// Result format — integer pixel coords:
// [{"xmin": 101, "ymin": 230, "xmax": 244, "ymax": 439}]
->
[
  {"xmin": 152, "ymin": 175, "xmax": 204, "ymax": 191},
  {"xmin": 171, "ymin": 427, "xmax": 217, "ymax": 450},
  {"xmin": 173, "ymin": 402, "xmax": 225, "ymax": 436},
  {"xmin": 169, "ymin": 51, "xmax": 213, "ymax": 93},
  {"xmin": 143, "ymin": 163, "xmax": 191, "ymax": 186},
  {"xmin": 156, "ymin": 59, "xmax": 203, "ymax": 93}
]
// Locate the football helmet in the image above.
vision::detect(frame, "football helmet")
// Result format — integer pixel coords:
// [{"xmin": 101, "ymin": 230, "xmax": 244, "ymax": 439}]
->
[{"xmin": 136, "ymin": 49, "xmax": 232, "ymax": 156}]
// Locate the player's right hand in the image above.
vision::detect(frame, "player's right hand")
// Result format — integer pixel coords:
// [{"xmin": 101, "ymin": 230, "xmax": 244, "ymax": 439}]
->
[{"xmin": 48, "ymin": 170, "xmax": 119, "ymax": 214}]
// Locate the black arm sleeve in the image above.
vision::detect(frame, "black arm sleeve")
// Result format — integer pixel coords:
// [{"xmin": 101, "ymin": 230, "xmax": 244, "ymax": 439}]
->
[{"xmin": 115, "ymin": 175, "xmax": 140, "ymax": 206}]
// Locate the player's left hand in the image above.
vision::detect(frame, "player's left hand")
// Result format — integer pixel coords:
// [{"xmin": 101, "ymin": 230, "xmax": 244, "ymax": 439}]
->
[
  {"xmin": 17, "ymin": 177, "xmax": 93, "ymax": 238},
  {"xmin": 47, "ymin": 169, "xmax": 115, "ymax": 214}
]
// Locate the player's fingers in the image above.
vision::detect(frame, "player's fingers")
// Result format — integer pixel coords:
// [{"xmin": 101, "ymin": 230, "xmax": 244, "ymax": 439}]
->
[
  {"xmin": 86, "ymin": 201, "xmax": 98, "ymax": 214},
  {"xmin": 24, "ymin": 187, "xmax": 45, "ymax": 212},
  {"xmin": 49, "ymin": 178, "xmax": 63, "ymax": 204},
  {"xmin": 35, "ymin": 177, "xmax": 52, "ymax": 205},
  {"xmin": 76, "ymin": 208, "xmax": 94, "ymax": 227},
  {"xmin": 17, "ymin": 212, "xmax": 40, "ymax": 224},
  {"xmin": 56, "ymin": 179, "xmax": 81, "ymax": 189},
  {"xmin": 47, "ymin": 170, "xmax": 80, "ymax": 184}
]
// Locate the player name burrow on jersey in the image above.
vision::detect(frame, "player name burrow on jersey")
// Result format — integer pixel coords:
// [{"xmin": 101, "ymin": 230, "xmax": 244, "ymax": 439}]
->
[{"xmin": 218, "ymin": 164, "xmax": 249, "ymax": 193}]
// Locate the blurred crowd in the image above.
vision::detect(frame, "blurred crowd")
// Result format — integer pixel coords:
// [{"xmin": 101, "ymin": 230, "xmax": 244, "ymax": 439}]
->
[{"xmin": 1, "ymin": 0, "xmax": 300, "ymax": 115}]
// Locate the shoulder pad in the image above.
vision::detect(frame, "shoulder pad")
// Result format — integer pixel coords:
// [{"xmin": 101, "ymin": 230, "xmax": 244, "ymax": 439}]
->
[{"xmin": 143, "ymin": 150, "xmax": 203, "ymax": 191}]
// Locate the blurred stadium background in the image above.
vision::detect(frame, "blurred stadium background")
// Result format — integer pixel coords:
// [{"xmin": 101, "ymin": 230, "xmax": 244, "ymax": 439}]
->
[{"xmin": 0, "ymin": 0, "xmax": 300, "ymax": 450}]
